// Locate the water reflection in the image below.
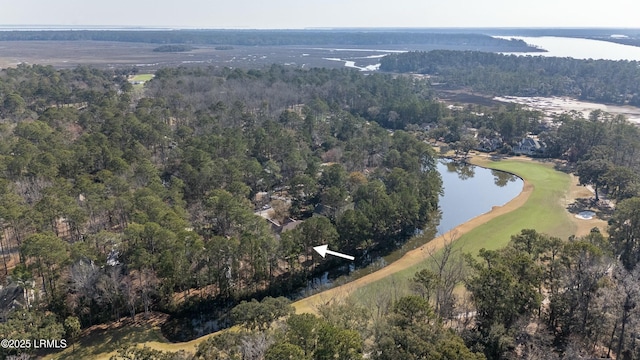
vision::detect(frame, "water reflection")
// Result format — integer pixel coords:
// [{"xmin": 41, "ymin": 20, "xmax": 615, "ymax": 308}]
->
[
  {"xmin": 492, "ymin": 169, "xmax": 517, "ymax": 187},
  {"xmin": 444, "ymin": 161, "xmax": 518, "ymax": 187},
  {"xmin": 445, "ymin": 161, "xmax": 475, "ymax": 180}
]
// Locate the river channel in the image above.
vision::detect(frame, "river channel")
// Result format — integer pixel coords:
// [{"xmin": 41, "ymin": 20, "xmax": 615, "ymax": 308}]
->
[{"xmin": 296, "ymin": 159, "xmax": 524, "ymax": 298}]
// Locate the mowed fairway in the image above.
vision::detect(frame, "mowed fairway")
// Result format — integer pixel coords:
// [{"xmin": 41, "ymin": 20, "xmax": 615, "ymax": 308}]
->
[
  {"xmin": 294, "ymin": 157, "xmax": 581, "ymax": 313},
  {"xmin": 451, "ymin": 157, "xmax": 577, "ymax": 253}
]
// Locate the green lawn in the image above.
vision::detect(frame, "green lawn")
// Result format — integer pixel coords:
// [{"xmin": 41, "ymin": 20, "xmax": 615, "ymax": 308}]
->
[
  {"xmin": 454, "ymin": 158, "xmax": 575, "ymax": 252},
  {"xmin": 349, "ymin": 158, "xmax": 574, "ymax": 303},
  {"xmin": 129, "ymin": 74, "xmax": 154, "ymax": 83},
  {"xmin": 129, "ymin": 74, "xmax": 155, "ymax": 92}
]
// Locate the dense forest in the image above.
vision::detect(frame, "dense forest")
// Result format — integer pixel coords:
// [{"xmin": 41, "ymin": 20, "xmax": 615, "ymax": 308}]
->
[
  {"xmin": 0, "ymin": 30, "xmax": 539, "ymax": 50},
  {"xmin": 3, "ymin": 54, "xmax": 640, "ymax": 359},
  {"xmin": 380, "ymin": 50, "xmax": 640, "ymax": 105},
  {"xmin": 0, "ymin": 64, "xmax": 447, "ymax": 357}
]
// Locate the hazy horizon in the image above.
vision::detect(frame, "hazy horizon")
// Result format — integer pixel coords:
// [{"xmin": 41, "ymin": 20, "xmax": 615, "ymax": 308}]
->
[
  {"xmin": 1, "ymin": 25, "xmax": 639, "ymax": 31},
  {"xmin": 2, "ymin": 0, "xmax": 638, "ymax": 29}
]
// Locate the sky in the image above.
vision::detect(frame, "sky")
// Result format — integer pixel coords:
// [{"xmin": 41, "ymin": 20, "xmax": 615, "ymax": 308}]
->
[{"xmin": 1, "ymin": 0, "xmax": 638, "ymax": 29}]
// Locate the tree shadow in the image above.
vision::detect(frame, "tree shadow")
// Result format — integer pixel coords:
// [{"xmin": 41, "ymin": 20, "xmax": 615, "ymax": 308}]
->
[
  {"xmin": 489, "ymin": 153, "xmax": 509, "ymax": 161},
  {"xmin": 553, "ymin": 160, "xmax": 574, "ymax": 174}
]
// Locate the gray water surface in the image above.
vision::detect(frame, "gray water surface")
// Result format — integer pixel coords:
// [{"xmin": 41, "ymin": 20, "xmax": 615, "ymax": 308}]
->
[{"xmin": 436, "ymin": 160, "xmax": 523, "ymax": 235}]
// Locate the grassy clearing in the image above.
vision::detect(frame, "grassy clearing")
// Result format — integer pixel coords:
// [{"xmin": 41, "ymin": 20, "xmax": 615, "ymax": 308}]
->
[
  {"xmin": 43, "ymin": 320, "xmax": 168, "ymax": 360},
  {"xmin": 129, "ymin": 74, "xmax": 154, "ymax": 83},
  {"xmin": 128, "ymin": 73, "xmax": 154, "ymax": 93}
]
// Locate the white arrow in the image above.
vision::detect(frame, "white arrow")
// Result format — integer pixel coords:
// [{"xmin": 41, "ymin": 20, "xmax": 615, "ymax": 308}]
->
[{"xmin": 313, "ymin": 245, "xmax": 355, "ymax": 261}]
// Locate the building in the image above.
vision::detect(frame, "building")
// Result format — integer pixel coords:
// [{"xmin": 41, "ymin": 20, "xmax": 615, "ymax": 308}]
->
[
  {"xmin": 0, "ymin": 283, "xmax": 27, "ymax": 322},
  {"xmin": 513, "ymin": 136, "xmax": 546, "ymax": 156},
  {"xmin": 476, "ymin": 137, "xmax": 503, "ymax": 152}
]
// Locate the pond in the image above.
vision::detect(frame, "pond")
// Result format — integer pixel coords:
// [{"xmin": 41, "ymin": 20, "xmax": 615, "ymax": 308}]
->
[
  {"xmin": 436, "ymin": 160, "xmax": 524, "ymax": 234},
  {"xmin": 296, "ymin": 159, "xmax": 524, "ymax": 297}
]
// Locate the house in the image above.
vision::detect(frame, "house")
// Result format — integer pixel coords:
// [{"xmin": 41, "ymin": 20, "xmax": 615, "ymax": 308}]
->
[
  {"xmin": 476, "ymin": 137, "xmax": 503, "ymax": 152},
  {"xmin": 280, "ymin": 219, "xmax": 304, "ymax": 233},
  {"xmin": 513, "ymin": 136, "xmax": 546, "ymax": 156},
  {"xmin": 254, "ymin": 202, "xmax": 304, "ymax": 234},
  {"xmin": 263, "ymin": 217, "xmax": 304, "ymax": 234},
  {"xmin": 0, "ymin": 283, "xmax": 27, "ymax": 322}
]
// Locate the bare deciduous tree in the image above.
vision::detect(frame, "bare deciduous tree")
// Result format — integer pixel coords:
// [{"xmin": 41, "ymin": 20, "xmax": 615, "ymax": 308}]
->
[
  {"xmin": 240, "ymin": 332, "xmax": 273, "ymax": 360},
  {"xmin": 422, "ymin": 231, "xmax": 468, "ymax": 321},
  {"xmin": 68, "ymin": 259, "xmax": 100, "ymax": 325}
]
